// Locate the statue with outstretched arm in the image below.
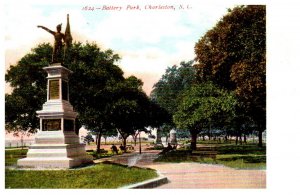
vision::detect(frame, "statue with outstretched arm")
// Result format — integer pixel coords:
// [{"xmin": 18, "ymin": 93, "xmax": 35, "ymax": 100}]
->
[{"xmin": 37, "ymin": 24, "xmax": 65, "ymax": 63}]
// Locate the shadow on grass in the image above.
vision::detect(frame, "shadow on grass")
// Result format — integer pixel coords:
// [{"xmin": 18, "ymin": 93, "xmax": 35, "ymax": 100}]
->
[
  {"xmin": 217, "ymin": 144, "xmax": 266, "ymax": 155},
  {"xmin": 218, "ymin": 155, "xmax": 266, "ymax": 164},
  {"xmin": 154, "ymin": 150, "xmax": 193, "ymax": 163},
  {"xmin": 5, "ymin": 149, "xmax": 28, "ymax": 167},
  {"xmin": 101, "ymin": 160, "xmax": 155, "ymax": 171}
]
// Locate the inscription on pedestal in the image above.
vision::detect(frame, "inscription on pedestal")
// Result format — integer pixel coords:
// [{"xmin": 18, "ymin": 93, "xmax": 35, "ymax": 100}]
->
[
  {"xmin": 42, "ymin": 119, "xmax": 61, "ymax": 131},
  {"xmin": 49, "ymin": 80, "xmax": 60, "ymax": 99}
]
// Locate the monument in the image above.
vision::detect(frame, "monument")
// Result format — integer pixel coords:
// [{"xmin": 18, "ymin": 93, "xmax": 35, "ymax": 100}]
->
[
  {"xmin": 155, "ymin": 128, "xmax": 162, "ymax": 144},
  {"xmin": 169, "ymin": 129, "xmax": 177, "ymax": 145},
  {"xmin": 17, "ymin": 14, "xmax": 93, "ymax": 169},
  {"xmin": 154, "ymin": 128, "xmax": 163, "ymax": 148}
]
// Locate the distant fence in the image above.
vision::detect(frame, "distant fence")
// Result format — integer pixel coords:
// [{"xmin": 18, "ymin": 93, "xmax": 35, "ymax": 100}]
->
[{"xmin": 5, "ymin": 140, "xmax": 35, "ymax": 148}]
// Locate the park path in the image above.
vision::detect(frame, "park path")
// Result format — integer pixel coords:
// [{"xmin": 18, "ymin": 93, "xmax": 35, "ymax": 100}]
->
[
  {"xmin": 95, "ymin": 149, "xmax": 266, "ymax": 189},
  {"xmin": 146, "ymin": 163, "xmax": 266, "ymax": 188}
]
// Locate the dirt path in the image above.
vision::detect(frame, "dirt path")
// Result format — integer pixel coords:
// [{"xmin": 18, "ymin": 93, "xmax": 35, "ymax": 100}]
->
[{"xmin": 95, "ymin": 149, "xmax": 266, "ymax": 189}]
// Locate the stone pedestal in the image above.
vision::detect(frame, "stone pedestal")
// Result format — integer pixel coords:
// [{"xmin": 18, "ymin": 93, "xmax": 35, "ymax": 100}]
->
[
  {"xmin": 17, "ymin": 63, "xmax": 93, "ymax": 169},
  {"xmin": 169, "ymin": 129, "xmax": 177, "ymax": 145},
  {"xmin": 155, "ymin": 128, "xmax": 162, "ymax": 145},
  {"xmin": 154, "ymin": 128, "xmax": 163, "ymax": 148}
]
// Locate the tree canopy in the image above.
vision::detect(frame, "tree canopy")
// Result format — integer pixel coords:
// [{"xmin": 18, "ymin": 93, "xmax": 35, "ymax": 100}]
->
[
  {"xmin": 173, "ymin": 82, "xmax": 237, "ymax": 149},
  {"xmin": 150, "ymin": 60, "xmax": 196, "ymax": 137},
  {"xmin": 150, "ymin": 60, "xmax": 196, "ymax": 116},
  {"xmin": 5, "ymin": 44, "xmax": 50, "ymax": 133},
  {"xmin": 194, "ymin": 5, "xmax": 266, "ymax": 146}
]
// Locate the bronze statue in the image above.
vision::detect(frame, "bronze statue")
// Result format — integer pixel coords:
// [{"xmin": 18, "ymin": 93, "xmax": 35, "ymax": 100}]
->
[{"xmin": 38, "ymin": 14, "xmax": 72, "ymax": 64}]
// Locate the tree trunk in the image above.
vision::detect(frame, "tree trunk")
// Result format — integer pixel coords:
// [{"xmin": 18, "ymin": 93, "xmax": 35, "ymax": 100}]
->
[
  {"xmin": 95, "ymin": 133, "xmax": 98, "ymax": 145},
  {"xmin": 243, "ymin": 134, "xmax": 247, "ymax": 143},
  {"xmin": 96, "ymin": 131, "xmax": 102, "ymax": 154},
  {"xmin": 202, "ymin": 135, "xmax": 205, "ymax": 141},
  {"xmin": 133, "ymin": 135, "xmax": 137, "ymax": 146},
  {"xmin": 123, "ymin": 138, "xmax": 127, "ymax": 152},
  {"xmin": 21, "ymin": 135, "xmax": 24, "ymax": 150},
  {"xmin": 235, "ymin": 135, "xmax": 239, "ymax": 145},
  {"xmin": 258, "ymin": 129, "xmax": 263, "ymax": 147},
  {"xmin": 190, "ymin": 131, "xmax": 197, "ymax": 150},
  {"xmin": 208, "ymin": 124, "xmax": 212, "ymax": 140},
  {"xmin": 139, "ymin": 132, "xmax": 142, "ymax": 154}
]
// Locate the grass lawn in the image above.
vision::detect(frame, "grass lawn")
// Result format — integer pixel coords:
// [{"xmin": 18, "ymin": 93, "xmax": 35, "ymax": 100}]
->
[
  {"xmin": 5, "ymin": 149, "xmax": 28, "ymax": 166},
  {"xmin": 5, "ymin": 149, "xmax": 158, "ymax": 189},
  {"xmin": 6, "ymin": 163, "xmax": 157, "ymax": 189},
  {"xmin": 155, "ymin": 143, "xmax": 266, "ymax": 170}
]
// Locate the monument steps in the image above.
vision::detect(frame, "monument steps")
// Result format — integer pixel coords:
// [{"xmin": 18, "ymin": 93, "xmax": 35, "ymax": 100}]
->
[{"xmin": 17, "ymin": 155, "xmax": 93, "ymax": 169}]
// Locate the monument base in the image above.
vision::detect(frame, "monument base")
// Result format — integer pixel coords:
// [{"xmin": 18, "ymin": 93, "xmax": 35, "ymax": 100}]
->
[
  {"xmin": 17, "ymin": 143, "xmax": 93, "ymax": 169},
  {"xmin": 17, "ymin": 131, "xmax": 93, "ymax": 169}
]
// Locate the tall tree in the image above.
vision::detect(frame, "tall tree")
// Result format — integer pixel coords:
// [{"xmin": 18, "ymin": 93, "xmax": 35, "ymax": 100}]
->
[
  {"xmin": 150, "ymin": 60, "xmax": 196, "ymax": 137},
  {"xmin": 173, "ymin": 82, "xmax": 237, "ymax": 150},
  {"xmin": 110, "ymin": 76, "xmax": 151, "ymax": 149},
  {"xmin": 65, "ymin": 42, "xmax": 124, "ymax": 153},
  {"xmin": 194, "ymin": 5, "xmax": 266, "ymax": 146}
]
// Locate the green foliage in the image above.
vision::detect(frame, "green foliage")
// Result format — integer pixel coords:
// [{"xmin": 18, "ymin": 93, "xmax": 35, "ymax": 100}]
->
[
  {"xmin": 109, "ymin": 76, "xmax": 153, "ymax": 146},
  {"xmin": 84, "ymin": 133, "xmax": 94, "ymax": 144},
  {"xmin": 174, "ymin": 82, "xmax": 237, "ymax": 133},
  {"xmin": 65, "ymin": 42, "xmax": 124, "ymax": 135},
  {"xmin": 148, "ymin": 101, "xmax": 171, "ymax": 129},
  {"xmin": 217, "ymin": 154, "xmax": 266, "ymax": 169},
  {"xmin": 194, "ymin": 5, "xmax": 266, "ymax": 144},
  {"xmin": 87, "ymin": 149, "xmax": 115, "ymax": 159},
  {"xmin": 150, "ymin": 60, "xmax": 196, "ymax": 136},
  {"xmin": 5, "ymin": 163, "xmax": 158, "ymax": 188},
  {"xmin": 150, "ymin": 60, "xmax": 196, "ymax": 116},
  {"xmin": 102, "ymin": 128, "xmax": 118, "ymax": 138},
  {"xmin": 5, "ymin": 43, "xmax": 51, "ymax": 133}
]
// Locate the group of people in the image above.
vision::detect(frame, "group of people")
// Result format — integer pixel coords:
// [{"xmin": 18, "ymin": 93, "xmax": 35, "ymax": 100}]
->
[
  {"xmin": 167, "ymin": 143, "xmax": 177, "ymax": 150},
  {"xmin": 161, "ymin": 143, "xmax": 177, "ymax": 154},
  {"xmin": 111, "ymin": 143, "xmax": 176, "ymax": 155},
  {"xmin": 111, "ymin": 144, "xmax": 126, "ymax": 154}
]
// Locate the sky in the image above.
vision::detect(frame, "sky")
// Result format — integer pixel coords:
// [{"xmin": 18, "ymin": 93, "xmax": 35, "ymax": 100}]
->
[{"xmin": 4, "ymin": 0, "xmax": 240, "ymax": 95}]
